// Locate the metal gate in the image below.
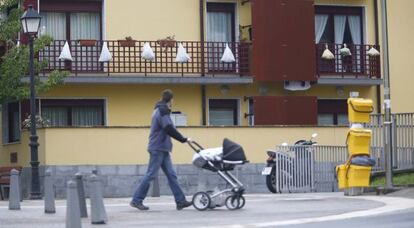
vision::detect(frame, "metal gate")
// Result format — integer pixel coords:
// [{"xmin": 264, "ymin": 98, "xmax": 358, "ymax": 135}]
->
[{"xmin": 271, "ymin": 113, "xmax": 414, "ymax": 193}]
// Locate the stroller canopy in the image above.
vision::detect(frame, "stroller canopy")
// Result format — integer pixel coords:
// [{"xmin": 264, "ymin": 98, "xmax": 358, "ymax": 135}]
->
[{"xmin": 222, "ymin": 138, "xmax": 247, "ymax": 161}]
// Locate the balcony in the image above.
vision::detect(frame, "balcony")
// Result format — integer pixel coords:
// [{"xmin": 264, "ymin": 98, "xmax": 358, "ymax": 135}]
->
[
  {"xmin": 37, "ymin": 41, "xmax": 381, "ymax": 85},
  {"xmin": 315, "ymin": 43, "xmax": 382, "ymax": 86},
  {"xmin": 38, "ymin": 40, "xmax": 252, "ymax": 84}
]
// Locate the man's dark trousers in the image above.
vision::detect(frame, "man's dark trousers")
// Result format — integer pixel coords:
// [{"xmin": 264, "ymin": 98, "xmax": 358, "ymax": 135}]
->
[{"xmin": 132, "ymin": 150, "xmax": 186, "ymax": 204}]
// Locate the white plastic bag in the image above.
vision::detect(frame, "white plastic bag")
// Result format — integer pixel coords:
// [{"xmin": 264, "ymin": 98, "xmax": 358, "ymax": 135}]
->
[
  {"xmin": 220, "ymin": 44, "xmax": 236, "ymax": 63},
  {"xmin": 175, "ymin": 43, "xmax": 191, "ymax": 63},
  {"xmin": 367, "ymin": 47, "xmax": 380, "ymax": 56},
  {"xmin": 99, "ymin": 42, "xmax": 112, "ymax": 62},
  {"xmin": 58, "ymin": 41, "xmax": 73, "ymax": 61},
  {"xmin": 321, "ymin": 44, "xmax": 335, "ymax": 60},
  {"xmin": 141, "ymin": 42, "xmax": 155, "ymax": 61},
  {"xmin": 339, "ymin": 43, "xmax": 351, "ymax": 56}
]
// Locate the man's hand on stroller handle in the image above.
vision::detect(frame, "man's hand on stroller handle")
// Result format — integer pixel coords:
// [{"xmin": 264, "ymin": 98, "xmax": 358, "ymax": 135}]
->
[{"xmin": 186, "ymin": 138, "xmax": 193, "ymax": 143}]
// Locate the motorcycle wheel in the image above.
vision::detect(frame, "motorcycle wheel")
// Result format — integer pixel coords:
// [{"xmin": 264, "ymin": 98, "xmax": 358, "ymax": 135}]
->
[{"xmin": 265, "ymin": 165, "xmax": 277, "ymax": 193}]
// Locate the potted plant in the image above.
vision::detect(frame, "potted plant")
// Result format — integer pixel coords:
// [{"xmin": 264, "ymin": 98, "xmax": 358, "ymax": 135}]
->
[
  {"xmin": 118, "ymin": 36, "xmax": 136, "ymax": 47},
  {"xmin": 157, "ymin": 35, "xmax": 176, "ymax": 51},
  {"xmin": 79, "ymin": 39, "xmax": 97, "ymax": 46}
]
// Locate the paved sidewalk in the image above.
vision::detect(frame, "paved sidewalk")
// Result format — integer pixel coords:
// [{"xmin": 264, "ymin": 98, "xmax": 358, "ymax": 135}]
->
[{"xmin": 0, "ymin": 192, "xmax": 413, "ymax": 228}]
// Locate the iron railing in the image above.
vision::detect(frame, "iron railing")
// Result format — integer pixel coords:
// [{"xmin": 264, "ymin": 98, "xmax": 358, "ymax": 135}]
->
[
  {"xmin": 39, "ymin": 40, "xmax": 250, "ymax": 77},
  {"xmin": 39, "ymin": 41, "xmax": 380, "ymax": 79},
  {"xmin": 316, "ymin": 43, "xmax": 381, "ymax": 78}
]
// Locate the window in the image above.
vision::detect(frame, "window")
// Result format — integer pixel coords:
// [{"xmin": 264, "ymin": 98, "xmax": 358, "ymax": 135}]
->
[
  {"xmin": 1, "ymin": 102, "xmax": 21, "ymax": 143},
  {"xmin": 209, "ymin": 99, "xmax": 238, "ymax": 126},
  {"xmin": 39, "ymin": 1, "xmax": 102, "ymax": 71},
  {"xmin": 41, "ymin": 99, "xmax": 105, "ymax": 127},
  {"xmin": 317, "ymin": 99, "xmax": 348, "ymax": 126},
  {"xmin": 315, "ymin": 6, "xmax": 363, "ymax": 45},
  {"xmin": 8, "ymin": 102, "xmax": 20, "ymax": 143},
  {"xmin": 40, "ymin": 1, "xmax": 101, "ymax": 41},
  {"xmin": 206, "ymin": 3, "xmax": 236, "ymax": 72}
]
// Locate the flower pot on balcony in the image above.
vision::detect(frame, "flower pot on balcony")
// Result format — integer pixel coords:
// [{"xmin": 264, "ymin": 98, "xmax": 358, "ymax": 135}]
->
[
  {"xmin": 79, "ymin": 39, "xmax": 97, "ymax": 47},
  {"xmin": 118, "ymin": 40, "xmax": 137, "ymax": 47},
  {"xmin": 156, "ymin": 39, "xmax": 176, "ymax": 48}
]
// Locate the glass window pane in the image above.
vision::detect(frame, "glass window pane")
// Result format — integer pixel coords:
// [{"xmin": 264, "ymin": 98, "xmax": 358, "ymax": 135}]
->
[
  {"xmin": 40, "ymin": 12, "xmax": 66, "ymax": 40},
  {"xmin": 72, "ymin": 106, "xmax": 102, "ymax": 126},
  {"xmin": 209, "ymin": 109, "xmax": 234, "ymax": 126},
  {"xmin": 318, "ymin": 114, "xmax": 334, "ymax": 125},
  {"xmin": 42, "ymin": 107, "xmax": 69, "ymax": 126},
  {"xmin": 337, "ymin": 113, "xmax": 349, "ymax": 126},
  {"xmin": 70, "ymin": 12, "xmax": 100, "ymax": 40}
]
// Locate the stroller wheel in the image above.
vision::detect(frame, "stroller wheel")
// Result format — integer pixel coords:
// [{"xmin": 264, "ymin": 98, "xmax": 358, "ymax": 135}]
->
[
  {"xmin": 225, "ymin": 195, "xmax": 240, "ymax": 210},
  {"xmin": 192, "ymin": 192, "xmax": 211, "ymax": 211},
  {"xmin": 237, "ymin": 196, "xmax": 245, "ymax": 209}
]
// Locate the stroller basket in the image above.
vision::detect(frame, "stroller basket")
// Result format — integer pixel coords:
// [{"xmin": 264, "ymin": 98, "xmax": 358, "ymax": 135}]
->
[{"xmin": 191, "ymin": 138, "xmax": 247, "ymax": 171}]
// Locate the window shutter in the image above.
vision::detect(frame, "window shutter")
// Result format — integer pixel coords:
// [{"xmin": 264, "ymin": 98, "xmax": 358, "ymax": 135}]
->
[
  {"xmin": 251, "ymin": 0, "xmax": 316, "ymax": 82},
  {"xmin": 253, "ymin": 96, "xmax": 317, "ymax": 125}
]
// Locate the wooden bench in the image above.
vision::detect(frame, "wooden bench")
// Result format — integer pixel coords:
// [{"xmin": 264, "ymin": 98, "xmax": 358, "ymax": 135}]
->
[{"xmin": 0, "ymin": 166, "xmax": 22, "ymax": 200}]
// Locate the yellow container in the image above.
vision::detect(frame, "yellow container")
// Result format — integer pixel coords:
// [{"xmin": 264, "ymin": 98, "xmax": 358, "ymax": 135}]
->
[
  {"xmin": 348, "ymin": 98, "xmax": 374, "ymax": 123},
  {"xmin": 346, "ymin": 129, "xmax": 372, "ymax": 156},
  {"xmin": 336, "ymin": 164, "xmax": 348, "ymax": 189},
  {"xmin": 336, "ymin": 164, "xmax": 372, "ymax": 189}
]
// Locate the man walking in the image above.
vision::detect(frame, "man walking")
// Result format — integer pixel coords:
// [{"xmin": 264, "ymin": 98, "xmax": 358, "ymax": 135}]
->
[{"xmin": 130, "ymin": 89, "xmax": 193, "ymax": 210}]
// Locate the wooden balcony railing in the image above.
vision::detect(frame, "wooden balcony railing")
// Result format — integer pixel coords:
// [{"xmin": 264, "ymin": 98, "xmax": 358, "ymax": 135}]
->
[
  {"xmin": 316, "ymin": 43, "xmax": 381, "ymax": 78},
  {"xmin": 39, "ymin": 40, "xmax": 251, "ymax": 77}
]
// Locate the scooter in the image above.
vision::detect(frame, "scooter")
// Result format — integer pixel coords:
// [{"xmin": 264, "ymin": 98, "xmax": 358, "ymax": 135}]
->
[{"xmin": 262, "ymin": 133, "xmax": 318, "ymax": 193}]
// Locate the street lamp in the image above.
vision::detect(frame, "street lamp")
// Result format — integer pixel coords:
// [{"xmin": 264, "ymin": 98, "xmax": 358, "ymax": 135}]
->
[{"xmin": 21, "ymin": 5, "xmax": 42, "ymax": 200}]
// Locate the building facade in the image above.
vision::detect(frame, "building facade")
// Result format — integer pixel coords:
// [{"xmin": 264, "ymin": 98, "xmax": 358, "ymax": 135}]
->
[{"xmin": 0, "ymin": 0, "xmax": 412, "ymax": 197}]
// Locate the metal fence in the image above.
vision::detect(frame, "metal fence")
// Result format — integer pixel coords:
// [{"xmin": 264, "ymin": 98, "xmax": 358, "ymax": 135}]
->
[{"xmin": 271, "ymin": 113, "xmax": 414, "ymax": 193}]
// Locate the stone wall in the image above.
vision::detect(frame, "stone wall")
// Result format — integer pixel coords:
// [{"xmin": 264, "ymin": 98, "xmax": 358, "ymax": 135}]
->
[{"xmin": 19, "ymin": 163, "xmax": 268, "ymax": 199}]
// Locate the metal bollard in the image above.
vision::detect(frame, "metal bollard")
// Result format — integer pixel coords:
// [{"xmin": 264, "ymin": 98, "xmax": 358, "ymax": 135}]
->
[
  {"xmin": 66, "ymin": 180, "xmax": 82, "ymax": 228},
  {"xmin": 44, "ymin": 169, "xmax": 56, "ymax": 214},
  {"xmin": 75, "ymin": 173, "xmax": 88, "ymax": 218},
  {"xmin": 8, "ymin": 169, "xmax": 20, "ymax": 210},
  {"xmin": 90, "ymin": 174, "xmax": 107, "ymax": 224}
]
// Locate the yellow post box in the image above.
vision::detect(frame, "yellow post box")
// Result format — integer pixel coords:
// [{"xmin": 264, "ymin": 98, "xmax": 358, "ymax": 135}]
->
[
  {"xmin": 347, "ymin": 98, "xmax": 374, "ymax": 123},
  {"xmin": 346, "ymin": 129, "xmax": 372, "ymax": 156},
  {"xmin": 336, "ymin": 164, "xmax": 372, "ymax": 189}
]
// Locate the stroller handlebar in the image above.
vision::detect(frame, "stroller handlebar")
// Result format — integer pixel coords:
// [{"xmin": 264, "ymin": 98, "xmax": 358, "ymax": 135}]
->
[{"xmin": 187, "ymin": 140, "xmax": 204, "ymax": 152}]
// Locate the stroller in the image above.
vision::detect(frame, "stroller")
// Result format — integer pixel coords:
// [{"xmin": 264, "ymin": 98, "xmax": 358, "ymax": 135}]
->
[{"xmin": 188, "ymin": 138, "xmax": 248, "ymax": 211}]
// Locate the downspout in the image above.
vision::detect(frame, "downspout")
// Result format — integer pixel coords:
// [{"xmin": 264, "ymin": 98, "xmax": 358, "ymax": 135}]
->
[
  {"xmin": 200, "ymin": 0, "xmax": 207, "ymax": 125},
  {"xmin": 374, "ymin": 0, "xmax": 381, "ymax": 113}
]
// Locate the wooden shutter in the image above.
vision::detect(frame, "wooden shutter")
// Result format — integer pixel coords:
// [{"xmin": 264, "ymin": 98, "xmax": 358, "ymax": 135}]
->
[
  {"xmin": 253, "ymin": 96, "xmax": 317, "ymax": 125},
  {"xmin": 251, "ymin": 0, "xmax": 316, "ymax": 82}
]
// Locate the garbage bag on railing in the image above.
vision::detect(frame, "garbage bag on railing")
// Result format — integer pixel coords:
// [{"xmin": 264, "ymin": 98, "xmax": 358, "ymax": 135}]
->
[
  {"xmin": 321, "ymin": 44, "xmax": 335, "ymax": 60},
  {"xmin": 99, "ymin": 42, "xmax": 112, "ymax": 62},
  {"xmin": 58, "ymin": 41, "xmax": 73, "ymax": 61},
  {"xmin": 220, "ymin": 44, "xmax": 236, "ymax": 63},
  {"xmin": 351, "ymin": 155, "xmax": 376, "ymax": 167},
  {"xmin": 339, "ymin": 43, "xmax": 352, "ymax": 56},
  {"xmin": 367, "ymin": 47, "xmax": 380, "ymax": 57},
  {"xmin": 141, "ymin": 42, "xmax": 155, "ymax": 61},
  {"xmin": 175, "ymin": 43, "xmax": 191, "ymax": 63}
]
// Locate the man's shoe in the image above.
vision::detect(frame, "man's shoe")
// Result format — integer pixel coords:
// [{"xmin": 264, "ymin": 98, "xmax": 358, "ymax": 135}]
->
[
  {"xmin": 130, "ymin": 201, "xmax": 149, "ymax": 211},
  {"xmin": 176, "ymin": 200, "xmax": 192, "ymax": 210}
]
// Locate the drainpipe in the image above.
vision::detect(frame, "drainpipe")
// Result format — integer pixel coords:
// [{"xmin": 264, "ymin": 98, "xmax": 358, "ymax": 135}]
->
[
  {"xmin": 200, "ymin": 0, "xmax": 207, "ymax": 125},
  {"xmin": 374, "ymin": 0, "xmax": 381, "ymax": 113},
  {"xmin": 380, "ymin": 0, "xmax": 393, "ymax": 189}
]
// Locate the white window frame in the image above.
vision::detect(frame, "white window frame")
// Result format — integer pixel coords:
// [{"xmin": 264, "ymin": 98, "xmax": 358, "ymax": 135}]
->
[{"xmin": 207, "ymin": 97, "xmax": 241, "ymax": 126}]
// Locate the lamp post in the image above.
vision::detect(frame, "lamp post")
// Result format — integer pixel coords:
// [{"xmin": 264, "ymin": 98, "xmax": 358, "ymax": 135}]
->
[{"xmin": 20, "ymin": 5, "xmax": 42, "ymax": 199}]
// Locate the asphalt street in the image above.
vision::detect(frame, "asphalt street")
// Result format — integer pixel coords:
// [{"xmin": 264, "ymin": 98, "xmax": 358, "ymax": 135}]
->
[{"xmin": 0, "ymin": 192, "xmax": 413, "ymax": 228}]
